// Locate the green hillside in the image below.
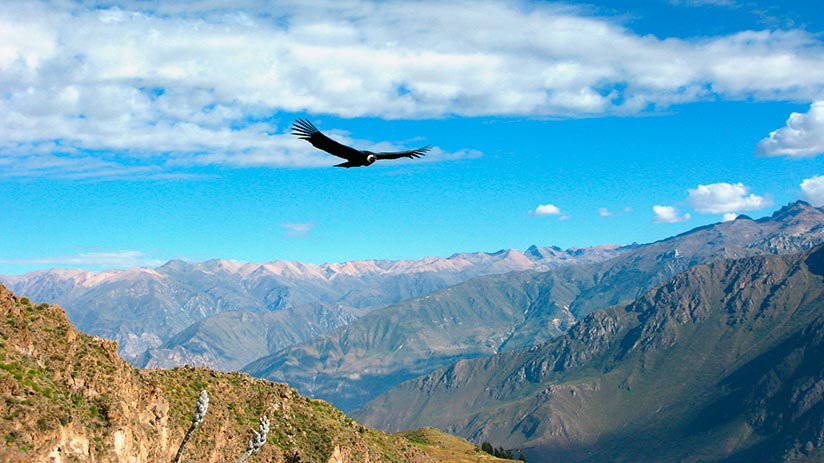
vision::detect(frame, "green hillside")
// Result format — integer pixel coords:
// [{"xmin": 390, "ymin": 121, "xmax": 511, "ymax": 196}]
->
[
  {"xmin": 0, "ymin": 283, "xmax": 432, "ymax": 463},
  {"xmin": 399, "ymin": 427, "xmax": 523, "ymax": 463}
]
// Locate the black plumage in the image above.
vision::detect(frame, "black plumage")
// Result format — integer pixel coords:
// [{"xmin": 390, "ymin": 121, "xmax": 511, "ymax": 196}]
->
[{"xmin": 292, "ymin": 118, "xmax": 430, "ymax": 168}]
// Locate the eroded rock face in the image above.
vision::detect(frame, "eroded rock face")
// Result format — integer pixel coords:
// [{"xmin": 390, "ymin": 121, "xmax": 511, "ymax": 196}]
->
[{"xmin": 0, "ymin": 284, "xmax": 432, "ymax": 463}]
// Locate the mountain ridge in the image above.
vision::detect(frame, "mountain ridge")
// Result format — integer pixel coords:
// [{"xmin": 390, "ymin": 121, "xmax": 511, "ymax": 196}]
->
[
  {"xmin": 244, "ymin": 201, "xmax": 824, "ymax": 412},
  {"xmin": 354, "ymin": 245, "xmax": 824, "ymax": 462},
  {"xmin": 1, "ymin": 244, "xmax": 623, "ymax": 367}
]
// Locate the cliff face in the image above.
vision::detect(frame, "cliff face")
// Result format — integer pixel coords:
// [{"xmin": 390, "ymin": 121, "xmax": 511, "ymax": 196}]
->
[{"xmin": 0, "ymin": 284, "xmax": 432, "ymax": 463}]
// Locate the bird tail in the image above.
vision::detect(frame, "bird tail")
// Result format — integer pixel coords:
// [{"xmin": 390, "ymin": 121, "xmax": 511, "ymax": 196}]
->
[
  {"xmin": 334, "ymin": 161, "xmax": 361, "ymax": 168},
  {"xmin": 291, "ymin": 118, "xmax": 320, "ymax": 139}
]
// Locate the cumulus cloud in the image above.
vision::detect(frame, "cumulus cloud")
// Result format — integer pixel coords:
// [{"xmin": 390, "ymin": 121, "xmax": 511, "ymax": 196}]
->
[
  {"xmin": 756, "ymin": 102, "xmax": 824, "ymax": 158},
  {"xmin": 2, "ymin": 1, "xmax": 824, "ymax": 177},
  {"xmin": 722, "ymin": 212, "xmax": 739, "ymax": 222},
  {"xmin": 0, "ymin": 250, "xmax": 163, "ymax": 271},
  {"xmin": 653, "ymin": 205, "xmax": 691, "ymax": 223},
  {"xmin": 801, "ymin": 175, "xmax": 824, "ymax": 206},
  {"xmin": 530, "ymin": 203, "xmax": 562, "ymax": 217},
  {"xmin": 280, "ymin": 222, "xmax": 315, "ymax": 238},
  {"xmin": 686, "ymin": 182, "xmax": 772, "ymax": 214}
]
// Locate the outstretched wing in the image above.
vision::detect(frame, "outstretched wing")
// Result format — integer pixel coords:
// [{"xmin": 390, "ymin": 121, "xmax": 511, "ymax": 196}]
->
[
  {"xmin": 291, "ymin": 118, "xmax": 366, "ymax": 162},
  {"xmin": 374, "ymin": 145, "xmax": 431, "ymax": 160}
]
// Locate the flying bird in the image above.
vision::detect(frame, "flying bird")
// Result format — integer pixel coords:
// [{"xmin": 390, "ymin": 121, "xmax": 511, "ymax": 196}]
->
[{"xmin": 292, "ymin": 118, "xmax": 430, "ymax": 168}]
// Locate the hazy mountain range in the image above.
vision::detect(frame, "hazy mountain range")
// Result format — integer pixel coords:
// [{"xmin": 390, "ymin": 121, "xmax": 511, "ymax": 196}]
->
[
  {"xmin": 0, "ymin": 244, "xmax": 623, "ymax": 368},
  {"xmin": 244, "ymin": 201, "xmax": 824, "ymax": 412}
]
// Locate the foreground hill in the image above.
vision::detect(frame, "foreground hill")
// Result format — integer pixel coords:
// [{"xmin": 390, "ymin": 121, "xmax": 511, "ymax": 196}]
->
[
  {"xmin": 356, "ymin": 245, "xmax": 824, "ymax": 462},
  {"xmin": 1, "ymin": 245, "xmax": 621, "ymax": 368},
  {"xmin": 398, "ymin": 427, "xmax": 524, "ymax": 463},
  {"xmin": 0, "ymin": 283, "xmax": 489, "ymax": 463},
  {"xmin": 245, "ymin": 201, "xmax": 824, "ymax": 412}
]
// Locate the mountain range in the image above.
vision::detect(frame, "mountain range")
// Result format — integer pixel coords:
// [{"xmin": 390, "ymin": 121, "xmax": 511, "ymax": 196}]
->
[
  {"xmin": 244, "ymin": 201, "xmax": 824, "ymax": 412},
  {"xmin": 0, "ymin": 244, "xmax": 622, "ymax": 369},
  {"xmin": 355, "ymin": 243, "xmax": 824, "ymax": 462}
]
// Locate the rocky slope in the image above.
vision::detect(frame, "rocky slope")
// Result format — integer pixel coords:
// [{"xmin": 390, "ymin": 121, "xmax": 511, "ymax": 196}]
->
[
  {"xmin": 244, "ymin": 201, "xmax": 824, "ymax": 412},
  {"xmin": 244, "ymin": 271, "xmax": 579, "ymax": 412},
  {"xmin": 355, "ymin": 245, "xmax": 824, "ymax": 463},
  {"xmin": 137, "ymin": 302, "xmax": 367, "ymax": 372},
  {"xmin": 0, "ymin": 283, "xmax": 438, "ymax": 463},
  {"xmin": 1, "ymin": 245, "xmax": 622, "ymax": 367}
]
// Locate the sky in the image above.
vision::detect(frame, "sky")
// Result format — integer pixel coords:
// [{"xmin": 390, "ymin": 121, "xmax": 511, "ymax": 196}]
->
[{"xmin": 2, "ymin": 0, "xmax": 824, "ymax": 275}]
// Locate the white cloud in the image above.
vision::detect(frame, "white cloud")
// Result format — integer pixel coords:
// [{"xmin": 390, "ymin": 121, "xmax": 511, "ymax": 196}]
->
[
  {"xmin": 722, "ymin": 212, "xmax": 739, "ymax": 222},
  {"xmin": 686, "ymin": 182, "xmax": 773, "ymax": 214},
  {"xmin": 653, "ymin": 205, "xmax": 691, "ymax": 223},
  {"xmin": 756, "ymin": 102, "xmax": 824, "ymax": 158},
  {"xmin": 2, "ymin": 1, "xmax": 824, "ymax": 177},
  {"xmin": 280, "ymin": 222, "xmax": 315, "ymax": 238},
  {"xmin": 0, "ymin": 250, "xmax": 163, "ymax": 270},
  {"xmin": 530, "ymin": 203, "xmax": 562, "ymax": 217},
  {"xmin": 598, "ymin": 206, "xmax": 631, "ymax": 217},
  {"xmin": 801, "ymin": 175, "xmax": 824, "ymax": 206}
]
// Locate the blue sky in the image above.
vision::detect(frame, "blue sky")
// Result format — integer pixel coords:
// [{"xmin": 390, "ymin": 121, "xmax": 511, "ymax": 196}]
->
[{"xmin": 2, "ymin": 0, "xmax": 824, "ymax": 275}]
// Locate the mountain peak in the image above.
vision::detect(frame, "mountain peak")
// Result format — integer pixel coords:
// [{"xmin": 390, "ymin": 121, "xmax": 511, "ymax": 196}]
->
[
  {"xmin": 768, "ymin": 200, "xmax": 817, "ymax": 221},
  {"xmin": 158, "ymin": 259, "xmax": 192, "ymax": 271}
]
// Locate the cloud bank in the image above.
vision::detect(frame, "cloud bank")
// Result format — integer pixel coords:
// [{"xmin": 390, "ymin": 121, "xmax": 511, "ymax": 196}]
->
[
  {"xmin": 3, "ymin": 1, "xmax": 824, "ymax": 177},
  {"xmin": 0, "ymin": 250, "xmax": 163, "ymax": 271}
]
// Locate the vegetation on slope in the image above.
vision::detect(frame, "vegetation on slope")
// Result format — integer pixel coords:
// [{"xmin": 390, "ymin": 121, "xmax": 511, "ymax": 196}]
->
[
  {"xmin": 398, "ymin": 427, "xmax": 523, "ymax": 463},
  {"xmin": 0, "ymin": 284, "xmax": 433, "ymax": 463}
]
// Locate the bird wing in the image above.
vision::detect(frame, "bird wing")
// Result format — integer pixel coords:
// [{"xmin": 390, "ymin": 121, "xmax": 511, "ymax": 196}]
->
[
  {"xmin": 291, "ymin": 118, "xmax": 366, "ymax": 162},
  {"xmin": 374, "ymin": 145, "xmax": 431, "ymax": 160}
]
